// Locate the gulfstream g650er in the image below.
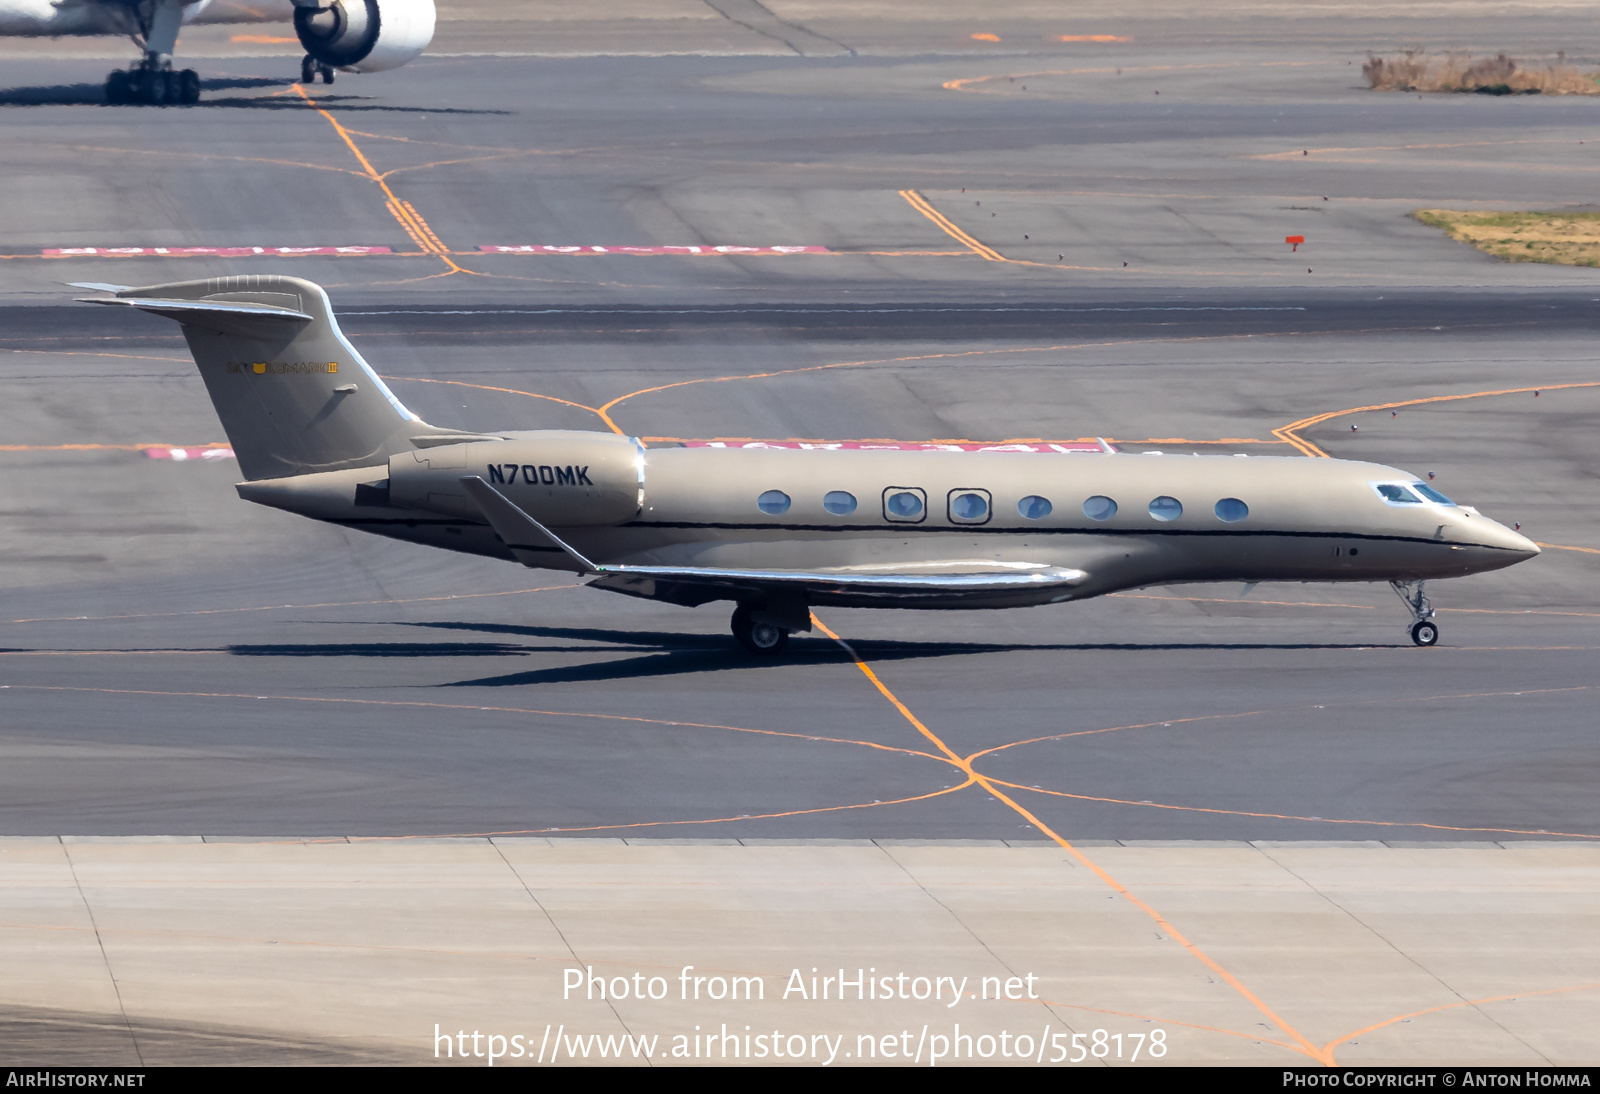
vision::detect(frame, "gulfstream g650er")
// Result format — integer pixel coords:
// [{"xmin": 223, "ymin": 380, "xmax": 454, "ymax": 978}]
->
[{"xmin": 81, "ymin": 276, "xmax": 1538, "ymax": 653}]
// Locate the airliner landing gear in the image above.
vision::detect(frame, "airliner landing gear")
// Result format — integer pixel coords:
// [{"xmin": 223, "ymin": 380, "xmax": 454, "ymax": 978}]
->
[
  {"xmin": 105, "ymin": 63, "xmax": 200, "ymax": 105},
  {"xmin": 300, "ymin": 56, "xmax": 336, "ymax": 85},
  {"xmin": 104, "ymin": 0, "xmax": 197, "ymax": 105},
  {"xmin": 1391, "ymin": 580, "xmax": 1439, "ymax": 646},
  {"xmin": 731, "ymin": 604, "xmax": 789, "ymax": 655}
]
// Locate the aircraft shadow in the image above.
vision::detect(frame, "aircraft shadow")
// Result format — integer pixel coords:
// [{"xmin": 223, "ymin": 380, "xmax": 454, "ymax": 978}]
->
[
  {"xmin": 0, "ymin": 82, "xmax": 508, "ymax": 114},
  {"xmin": 400, "ymin": 622, "xmax": 1402, "ymax": 688},
  {"xmin": 227, "ymin": 641, "xmax": 537, "ymax": 658}
]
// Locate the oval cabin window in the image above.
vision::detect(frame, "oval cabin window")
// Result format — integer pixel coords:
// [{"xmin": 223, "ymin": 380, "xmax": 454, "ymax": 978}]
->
[
  {"xmin": 757, "ymin": 490, "xmax": 791, "ymax": 515},
  {"xmin": 1148, "ymin": 496, "xmax": 1182, "ymax": 521},
  {"xmin": 1214, "ymin": 498, "xmax": 1248, "ymax": 522},
  {"xmin": 1082, "ymin": 495, "xmax": 1118, "ymax": 521},
  {"xmin": 1018, "ymin": 495, "xmax": 1052, "ymax": 520},
  {"xmin": 884, "ymin": 489, "xmax": 926, "ymax": 521},
  {"xmin": 948, "ymin": 490, "xmax": 990, "ymax": 523},
  {"xmin": 823, "ymin": 491, "xmax": 857, "ymax": 515}
]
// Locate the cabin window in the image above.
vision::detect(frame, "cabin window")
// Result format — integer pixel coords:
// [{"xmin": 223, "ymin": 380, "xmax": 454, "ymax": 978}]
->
[
  {"xmin": 883, "ymin": 487, "xmax": 927, "ymax": 522},
  {"xmin": 1374, "ymin": 483, "xmax": 1423, "ymax": 505},
  {"xmin": 1214, "ymin": 497, "xmax": 1248, "ymax": 522},
  {"xmin": 1018, "ymin": 495, "xmax": 1052, "ymax": 520},
  {"xmin": 1148, "ymin": 496, "xmax": 1182, "ymax": 521},
  {"xmin": 1082, "ymin": 495, "xmax": 1117, "ymax": 521},
  {"xmin": 757, "ymin": 489, "xmax": 791, "ymax": 515},
  {"xmin": 823, "ymin": 490, "xmax": 857, "ymax": 515},
  {"xmin": 948, "ymin": 489, "xmax": 991, "ymax": 524},
  {"xmin": 1412, "ymin": 482, "xmax": 1455, "ymax": 505}
]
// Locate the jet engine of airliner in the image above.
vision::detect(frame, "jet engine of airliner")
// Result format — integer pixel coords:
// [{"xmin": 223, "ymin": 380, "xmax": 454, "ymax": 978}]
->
[{"xmin": 294, "ymin": 0, "xmax": 435, "ymax": 77}]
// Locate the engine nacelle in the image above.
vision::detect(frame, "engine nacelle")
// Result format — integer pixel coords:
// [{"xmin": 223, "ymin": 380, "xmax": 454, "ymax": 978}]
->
[
  {"xmin": 294, "ymin": 0, "xmax": 435, "ymax": 73},
  {"xmin": 389, "ymin": 433, "xmax": 644, "ymax": 527}
]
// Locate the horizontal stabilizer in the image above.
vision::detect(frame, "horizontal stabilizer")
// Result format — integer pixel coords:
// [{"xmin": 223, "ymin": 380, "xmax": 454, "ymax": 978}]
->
[{"xmin": 80, "ymin": 295, "xmax": 313, "ymax": 339}]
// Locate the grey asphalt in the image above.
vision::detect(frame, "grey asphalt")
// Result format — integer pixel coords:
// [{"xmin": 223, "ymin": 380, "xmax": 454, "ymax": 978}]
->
[{"xmin": 0, "ymin": 4, "xmax": 1596, "ymax": 843}]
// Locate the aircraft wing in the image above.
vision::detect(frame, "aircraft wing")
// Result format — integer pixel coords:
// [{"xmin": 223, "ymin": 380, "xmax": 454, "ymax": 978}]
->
[{"xmin": 458, "ymin": 475, "xmax": 1088, "ymax": 602}]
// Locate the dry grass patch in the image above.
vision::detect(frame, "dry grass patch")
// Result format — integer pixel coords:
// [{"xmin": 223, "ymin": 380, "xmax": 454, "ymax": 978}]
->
[
  {"xmin": 1415, "ymin": 210, "xmax": 1600, "ymax": 267},
  {"xmin": 1365, "ymin": 51, "xmax": 1600, "ymax": 95}
]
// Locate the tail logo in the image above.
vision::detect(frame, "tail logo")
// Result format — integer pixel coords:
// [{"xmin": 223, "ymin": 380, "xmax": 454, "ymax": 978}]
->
[{"xmin": 225, "ymin": 362, "xmax": 340, "ymax": 375}]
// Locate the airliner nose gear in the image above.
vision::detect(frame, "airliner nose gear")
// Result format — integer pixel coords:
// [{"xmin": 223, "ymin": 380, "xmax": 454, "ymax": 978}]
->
[
  {"xmin": 301, "ymin": 56, "xmax": 336, "ymax": 85},
  {"xmin": 1391, "ymin": 580, "xmax": 1439, "ymax": 646}
]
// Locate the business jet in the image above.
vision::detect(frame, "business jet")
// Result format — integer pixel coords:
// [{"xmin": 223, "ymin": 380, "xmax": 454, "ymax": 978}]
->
[
  {"xmin": 79, "ymin": 275, "xmax": 1540, "ymax": 654},
  {"xmin": 0, "ymin": 0, "xmax": 433, "ymax": 104}
]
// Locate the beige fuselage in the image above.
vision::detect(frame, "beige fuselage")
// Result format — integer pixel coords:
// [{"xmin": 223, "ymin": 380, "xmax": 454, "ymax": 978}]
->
[{"xmin": 242, "ymin": 434, "xmax": 1539, "ymax": 611}]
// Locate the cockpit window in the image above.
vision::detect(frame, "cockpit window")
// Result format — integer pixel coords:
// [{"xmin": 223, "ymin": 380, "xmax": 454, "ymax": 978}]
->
[
  {"xmin": 1374, "ymin": 483, "xmax": 1423, "ymax": 505},
  {"xmin": 1412, "ymin": 482, "xmax": 1455, "ymax": 505}
]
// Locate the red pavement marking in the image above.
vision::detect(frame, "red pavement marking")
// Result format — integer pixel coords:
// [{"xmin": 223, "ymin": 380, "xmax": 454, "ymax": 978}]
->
[
  {"xmin": 44, "ymin": 247, "xmax": 392, "ymax": 257},
  {"xmin": 477, "ymin": 245, "xmax": 829, "ymax": 255}
]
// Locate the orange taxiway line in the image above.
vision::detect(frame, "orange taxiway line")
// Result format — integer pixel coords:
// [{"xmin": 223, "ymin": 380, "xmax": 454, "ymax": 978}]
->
[
  {"xmin": 987, "ymin": 777, "xmax": 1600, "ymax": 842},
  {"xmin": 808, "ymin": 611, "xmax": 1332, "ymax": 1065},
  {"xmin": 291, "ymin": 84, "xmax": 481, "ymax": 278},
  {"xmin": 1319, "ymin": 980, "xmax": 1600, "ymax": 1057},
  {"xmin": 1274, "ymin": 380, "xmax": 1600, "ymax": 458},
  {"xmin": 318, "ymin": 783, "xmax": 977, "ymax": 844},
  {"xmin": 1535, "ymin": 541, "xmax": 1600, "ymax": 555},
  {"xmin": 897, "ymin": 189, "xmax": 1005, "ymax": 261},
  {"xmin": 0, "ymin": 685, "xmax": 948, "ymax": 764},
  {"xmin": 1, "ymin": 583, "xmax": 578, "ymax": 626}
]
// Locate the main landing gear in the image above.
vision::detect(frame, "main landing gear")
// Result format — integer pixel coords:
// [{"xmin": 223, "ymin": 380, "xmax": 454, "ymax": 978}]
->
[
  {"xmin": 730, "ymin": 599, "xmax": 811, "ymax": 656},
  {"xmin": 1391, "ymin": 580, "xmax": 1439, "ymax": 646},
  {"xmin": 106, "ymin": 63, "xmax": 200, "ymax": 105},
  {"xmin": 301, "ymin": 56, "xmax": 337, "ymax": 85}
]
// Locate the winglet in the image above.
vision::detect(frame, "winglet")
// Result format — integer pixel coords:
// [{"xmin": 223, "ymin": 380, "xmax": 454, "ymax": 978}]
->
[{"xmin": 458, "ymin": 475, "xmax": 598, "ymax": 573}]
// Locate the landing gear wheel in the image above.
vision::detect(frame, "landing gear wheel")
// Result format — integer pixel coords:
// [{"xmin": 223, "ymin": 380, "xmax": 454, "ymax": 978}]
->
[
  {"xmin": 301, "ymin": 55, "xmax": 316, "ymax": 84},
  {"xmin": 320, "ymin": 64, "xmax": 335, "ymax": 84},
  {"xmin": 731, "ymin": 605, "xmax": 788, "ymax": 656},
  {"xmin": 105, "ymin": 70, "xmax": 131, "ymax": 104},
  {"xmin": 1410, "ymin": 620, "xmax": 1439, "ymax": 647},
  {"xmin": 177, "ymin": 69, "xmax": 200, "ymax": 104},
  {"xmin": 138, "ymin": 67, "xmax": 167, "ymax": 105}
]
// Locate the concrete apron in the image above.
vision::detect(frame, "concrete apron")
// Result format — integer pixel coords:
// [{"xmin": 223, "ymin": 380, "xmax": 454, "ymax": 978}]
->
[{"xmin": 1, "ymin": 837, "xmax": 1596, "ymax": 1066}]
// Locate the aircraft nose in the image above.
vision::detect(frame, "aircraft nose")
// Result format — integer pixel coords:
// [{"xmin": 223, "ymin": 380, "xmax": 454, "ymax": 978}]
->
[{"xmin": 1471, "ymin": 519, "xmax": 1541, "ymax": 560}]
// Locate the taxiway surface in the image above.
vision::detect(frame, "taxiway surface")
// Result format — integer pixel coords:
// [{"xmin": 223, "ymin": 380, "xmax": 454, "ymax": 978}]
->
[{"xmin": 0, "ymin": 2, "xmax": 1597, "ymax": 843}]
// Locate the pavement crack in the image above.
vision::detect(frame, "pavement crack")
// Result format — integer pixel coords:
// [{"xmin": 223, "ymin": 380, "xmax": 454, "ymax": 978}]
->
[
  {"xmin": 489, "ymin": 839, "xmax": 650, "ymax": 1065},
  {"xmin": 700, "ymin": 0, "xmax": 856, "ymax": 57},
  {"xmin": 60, "ymin": 842, "xmax": 143, "ymax": 1066}
]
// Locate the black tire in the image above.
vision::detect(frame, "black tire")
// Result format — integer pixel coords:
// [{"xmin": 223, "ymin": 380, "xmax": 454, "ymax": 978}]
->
[
  {"xmin": 321, "ymin": 66, "xmax": 335, "ymax": 85},
  {"xmin": 301, "ymin": 55, "xmax": 316, "ymax": 84},
  {"xmin": 178, "ymin": 69, "xmax": 201, "ymax": 105},
  {"xmin": 139, "ymin": 69, "xmax": 166, "ymax": 105},
  {"xmin": 1410, "ymin": 620, "xmax": 1439, "ymax": 647},
  {"xmin": 731, "ymin": 605, "xmax": 788, "ymax": 656},
  {"xmin": 105, "ymin": 71, "xmax": 130, "ymax": 105}
]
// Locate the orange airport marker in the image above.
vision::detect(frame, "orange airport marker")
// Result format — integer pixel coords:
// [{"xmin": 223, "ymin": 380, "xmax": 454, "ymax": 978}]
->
[{"xmin": 1286, "ymin": 235, "xmax": 1305, "ymax": 252}]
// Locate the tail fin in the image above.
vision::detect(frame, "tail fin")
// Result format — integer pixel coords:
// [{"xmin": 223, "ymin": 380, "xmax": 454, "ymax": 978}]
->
[{"xmin": 81, "ymin": 275, "xmax": 456, "ymax": 481}]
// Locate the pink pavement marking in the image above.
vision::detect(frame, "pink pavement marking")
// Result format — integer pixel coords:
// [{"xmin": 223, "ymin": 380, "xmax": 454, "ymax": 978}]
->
[
  {"xmin": 683, "ymin": 441, "xmax": 1108, "ymax": 453},
  {"xmin": 477, "ymin": 244, "xmax": 828, "ymax": 255},
  {"xmin": 44, "ymin": 246, "xmax": 392, "ymax": 257},
  {"xmin": 144, "ymin": 447, "xmax": 235, "ymax": 461}
]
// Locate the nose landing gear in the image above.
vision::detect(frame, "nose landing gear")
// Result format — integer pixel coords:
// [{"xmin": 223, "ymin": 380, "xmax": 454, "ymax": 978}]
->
[
  {"xmin": 300, "ymin": 56, "xmax": 337, "ymax": 85},
  {"xmin": 1391, "ymin": 580, "xmax": 1439, "ymax": 646}
]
